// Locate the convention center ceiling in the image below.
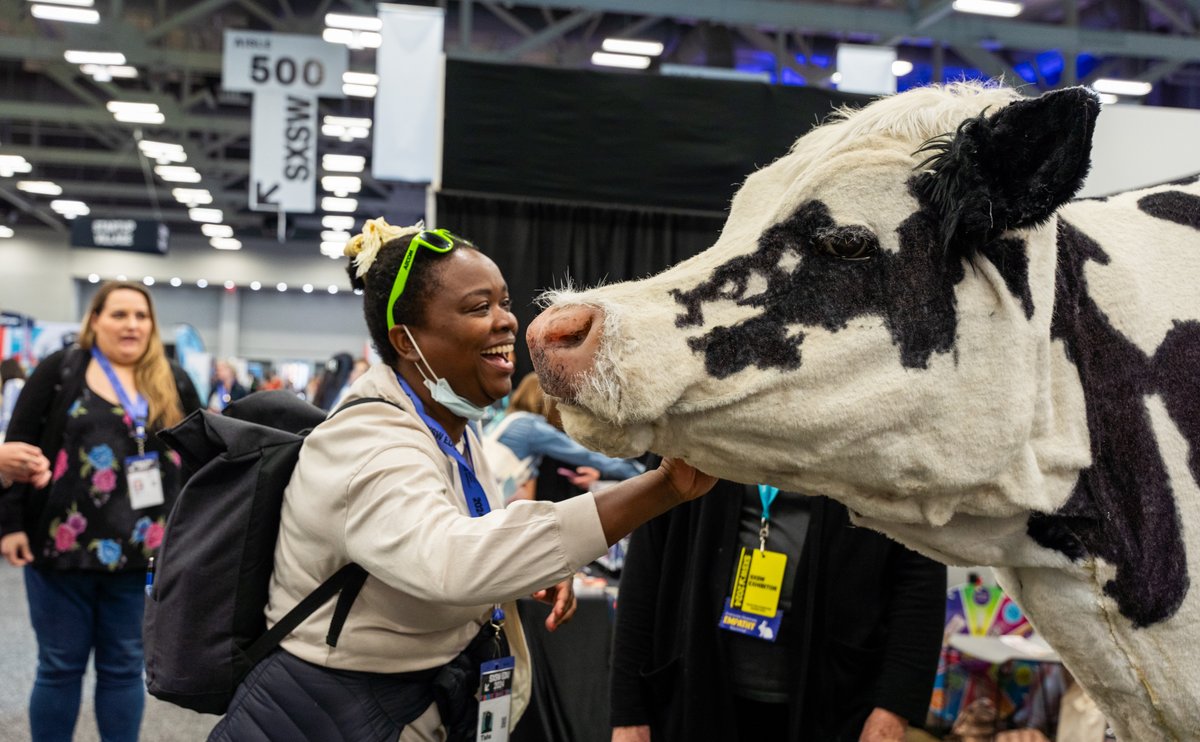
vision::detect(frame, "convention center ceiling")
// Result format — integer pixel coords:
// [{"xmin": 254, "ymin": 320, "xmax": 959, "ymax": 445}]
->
[{"xmin": 0, "ymin": 0, "xmax": 1197, "ymax": 254}]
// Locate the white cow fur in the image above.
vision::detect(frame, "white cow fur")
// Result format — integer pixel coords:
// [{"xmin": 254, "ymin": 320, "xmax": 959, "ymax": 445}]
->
[{"xmin": 539, "ymin": 84, "xmax": 1200, "ymax": 739}]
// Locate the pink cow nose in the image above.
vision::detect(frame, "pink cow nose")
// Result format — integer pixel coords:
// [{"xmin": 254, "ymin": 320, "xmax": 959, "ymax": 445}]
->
[{"xmin": 526, "ymin": 304, "xmax": 604, "ymax": 400}]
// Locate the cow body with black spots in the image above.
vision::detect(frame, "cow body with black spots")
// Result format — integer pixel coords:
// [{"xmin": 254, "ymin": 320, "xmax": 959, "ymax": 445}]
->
[{"xmin": 526, "ymin": 84, "xmax": 1200, "ymax": 739}]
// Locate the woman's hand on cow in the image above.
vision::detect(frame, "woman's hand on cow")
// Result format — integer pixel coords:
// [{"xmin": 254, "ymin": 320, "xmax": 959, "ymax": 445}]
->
[
  {"xmin": 0, "ymin": 443, "xmax": 51, "ymax": 487},
  {"xmin": 658, "ymin": 458, "xmax": 718, "ymax": 505},
  {"xmin": 0, "ymin": 532, "xmax": 34, "ymax": 567},
  {"xmin": 531, "ymin": 577, "xmax": 577, "ymax": 632}
]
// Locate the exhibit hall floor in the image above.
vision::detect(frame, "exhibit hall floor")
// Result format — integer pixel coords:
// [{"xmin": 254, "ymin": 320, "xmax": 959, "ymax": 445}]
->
[{"xmin": 0, "ymin": 565, "xmax": 216, "ymax": 742}]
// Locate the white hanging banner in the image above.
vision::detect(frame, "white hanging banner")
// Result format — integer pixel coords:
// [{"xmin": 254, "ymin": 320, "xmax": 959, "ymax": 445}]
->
[
  {"xmin": 836, "ymin": 44, "xmax": 897, "ymax": 96},
  {"xmin": 373, "ymin": 4, "xmax": 445, "ymax": 184},
  {"xmin": 250, "ymin": 90, "xmax": 317, "ymax": 213}
]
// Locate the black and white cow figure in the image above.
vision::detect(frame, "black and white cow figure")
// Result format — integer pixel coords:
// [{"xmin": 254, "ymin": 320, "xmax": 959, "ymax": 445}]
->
[{"xmin": 527, "ymin": 83, "xmax": 1200, "ymax": 740}]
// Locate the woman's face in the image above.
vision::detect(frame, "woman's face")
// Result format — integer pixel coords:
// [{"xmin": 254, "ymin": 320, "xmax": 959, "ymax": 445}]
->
[
  {"xmin": 91, "ymin": 288, "xmax": 153, "ymax": 365},
  {"xmin": 403, "ymin": 249, "xmax": 517, "ymax": 405}
]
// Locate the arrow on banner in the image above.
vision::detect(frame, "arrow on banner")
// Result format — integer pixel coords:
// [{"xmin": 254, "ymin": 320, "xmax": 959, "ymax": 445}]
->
[{"xmin": 254, "ymin": 181, "xmax": 280, "ymax": 206}]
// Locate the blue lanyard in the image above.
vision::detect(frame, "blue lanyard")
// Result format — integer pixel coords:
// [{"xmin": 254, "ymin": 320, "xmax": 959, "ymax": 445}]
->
[
  {"xmin": 91, "ymin": 346, "xmax": 149, "ymax": 445},
  {"xmin": 757, "ymin": 484, "xmax": 779, "ymax": 521},
  {"xmin": 395, "ymin": 374, "xmax": 491, "ymax": 517}
]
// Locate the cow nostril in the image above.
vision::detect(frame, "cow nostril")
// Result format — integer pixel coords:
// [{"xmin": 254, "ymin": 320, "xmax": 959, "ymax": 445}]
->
[{"xmin": 545, "ymin": 314, "xmax": 593, "ymax": 349}]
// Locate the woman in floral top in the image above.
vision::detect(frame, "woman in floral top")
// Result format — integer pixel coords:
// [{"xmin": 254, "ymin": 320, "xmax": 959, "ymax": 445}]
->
[{"xmin": 0, "ymin": 281, "xmax": 200, "ymax": 742}]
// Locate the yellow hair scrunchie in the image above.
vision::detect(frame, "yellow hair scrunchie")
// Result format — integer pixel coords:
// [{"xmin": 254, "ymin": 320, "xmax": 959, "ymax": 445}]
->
[{"xmin": 343, "ymin": 217, "xmax": 425, "ymax": 279}]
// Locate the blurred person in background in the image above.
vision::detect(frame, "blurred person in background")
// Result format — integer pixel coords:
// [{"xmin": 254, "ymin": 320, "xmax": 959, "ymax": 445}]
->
[
  {"xmin": 0, "ymin": 281, "xmax": 201, "ymax": 742},
  {"xmin": 1, "ymin": 357, "xmax": 27, "ymax": 435},
  {"xmin": 208, "ymin": 359, "xmax": 247, "ymax": 412},
  {"xmin": 331, "ymin": 356, "xmax": 370, "ymax": 409},
  {"xmin": 312, "ymin": 352, "xmax": 354, "ymax": 411}
]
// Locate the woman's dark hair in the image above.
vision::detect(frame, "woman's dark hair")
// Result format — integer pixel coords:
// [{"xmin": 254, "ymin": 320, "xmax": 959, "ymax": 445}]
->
[
  {"xmin": 1, "ymin": 358, "xmax": 25, "ymax": 385},
  {"xmin": 347, "ymin": 232, "xmax": 478, "ymax": 367}
]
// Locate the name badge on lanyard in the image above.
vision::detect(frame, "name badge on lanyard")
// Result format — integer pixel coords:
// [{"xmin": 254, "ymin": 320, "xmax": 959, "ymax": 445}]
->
[
  {"xmin": 92, "ymin": 347, "xmax": 164, "ymax": 509},
  {"xmin": 395, "ymin": 372, "xmax": 513, "ymax": 740},
  {"xmin": 718, "ymin": 485, "xmax": 786, "ymax": 642}
]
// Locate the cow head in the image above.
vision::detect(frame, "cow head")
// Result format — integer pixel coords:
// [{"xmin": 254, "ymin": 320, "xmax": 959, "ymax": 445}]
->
[{"xmin": 528, "ymin": 84, "xmax": 1099, "ymax": 525}]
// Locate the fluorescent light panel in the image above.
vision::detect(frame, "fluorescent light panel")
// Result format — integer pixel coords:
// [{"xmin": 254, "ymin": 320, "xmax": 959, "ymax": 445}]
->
[
  {"xmin": 16, "ymin": 180, "xmax": 62, "ymax": 196},
  {"xmin": 343, "ymin": 83, "xmax": 377, "ymax": 98},
  {"xmin": 26, "ymin": 0, "xmax": 93, "ymax": 5},
  {"xmin": 322, "ymin": 28, "xmax": 382, "ymax": 48},
  {"xmin": 892, "ymin": 60, "xmax": 914, "ymax": 76},
  {"xmin": 322, "ymin": 154, "xmax": 365, "ymax": 173},
  {"xmin": 320, "ymin": 241, "xmax": 346, "ymax": 258},
  {"xmin": 325, "ymin": 13, "xmax": 382, "ymax": 31},
  {"xmin": 321, "ymin": 197, "xmax": 357, "ymax": 212},
  {"xmin": 322, "ymin": 215, "xmax": 356, "ymax": 230},
  {"xmin": 200, "ymin": 223, "xmax": 233, "ymax": 238},
  {"xmin": 50, "ymin": 199, "xmax": 89, "ymax": 217},
  {"xmin": 343, "ymin": 71, "xmax": 379, "ymax": 86},
  {"xmin": 951, "ymin": 0, "xmax": 1022, "ymax": 16},
  {"xmin": 30, "ymin": 4, "xmax": 99, "ymax": 22},
  {"xmin": 321, "ymin": 230, "xmax": 352, "ymax": 243},
  {"xmin": 80, "ymin": 64, "xmax": 138, "ymax": 79},
  {"xmin": 0, "ymin": 226, "xmax": 14, "ymax": 238},
  {"xmin": 210, "ymin": 237, "xmax": 241, "ymax": 250},
  {"xmin": 1093, "ymin": 78, "xmax": 1152, "ymax": 96},
  {"xmin": 155, "ymin": 165, "xmax": 201, "ymax": 183},
  {"xmin": 64, "ymin": 50, "xmax": 125, "ymax": 65},
  {"xmin": 188, "ymin": 208, "xmax": 224, "ymax": 223},
  {"xmin": 590, "ymin": 51, "xmax": 651, "ymax": 70},
  {"xmin": 321, "ymin": 176, "xmax": 361, "ymax": 195},
  {"xmin": 0, "ymin": 155, "xmax": 33, "ymax": 176},
  {"xmin": 601, "ymin": 38, "xmax": 664, "ymax": 56}
]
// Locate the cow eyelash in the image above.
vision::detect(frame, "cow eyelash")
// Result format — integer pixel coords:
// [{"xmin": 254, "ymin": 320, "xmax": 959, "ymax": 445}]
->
[{"xmin": 813, "ymin": 226, "xmax": 879, "ymax": 262}]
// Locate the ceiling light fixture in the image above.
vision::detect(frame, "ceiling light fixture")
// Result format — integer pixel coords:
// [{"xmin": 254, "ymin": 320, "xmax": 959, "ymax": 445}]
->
[
  {"xmin": 173, "ymin": 188, "xmax": 212, "ymax": 206},
  {"xmin": 322, "ymin": 154, "xmax": 366, "ymax": 173},
  {"xmin": 26, "ymin": 0, "xmax": 94, "ymax": 5},
  {"xmin": 950, "ymin": 0, "xmax": 1023, "ymax": 16},
  {"xmin": 343, "ymin": 71, "xmax": 380, "ymax": 86},
  {"xmin": 892, "ymin": 60, "xmax": 914, "ymax": 76},
  {"xmin": 321, "ymin": 214, "xmax": 357, "ymax": 230},
  {"xmin": 16, "ymin": 180, "xmax": 63, "ymax": 196},
  {"xmin": 170, "ymin": 277, "xmax": 182, "ymax": 287},
  {"xmin": 50, "ymin": 199, "xmax": 89, "ymax": 218},
  {"xmin": 139, "ymin": 140, "xmax": 186, "ymax": 164},
  {"xmin": 328, "ymin": 285, "xmax": 339, "ymax": 294},
  {"xmin": 322, "ymin": 28, "xmax": 382, "ymax": 49},
  {"xmin": 590, "ymin": 52, "xmax": 652, "ymax": 70},
  {"xmin": 224, "ymin": 280, "xmax": 236, "ymax": 289},
  {"xmin": 197, "ymin": 279, "xmax": 209, "ymax": 288},
  {"xmin": 188, "ymin": 208, "xmax": 224, "ymax": 223},
  {"xmin": 321, "ymin": 230, "xmax": 352, "ymax": 243},
  {"xmin": 30, "ymin": 4, "xmax": 99, "ymax": 23},
  {"xmin": 0, "ymin": 226, "xmax": 13, "ymax": 239},
  {"xmin": 601, "ymin": 38, "xmax": 664, "ymax": 56},
  {"xmin": 302, "ymin": 284, "xmax": 314, "ymax": 293},
  {"xmin": 88, "ymin": 273, "xmax": 100, "ymax": 283},
  {"xmin": 321, "ymin": 175, "xmax": 361, "ymax": 196},
  {"xmin": 1093, "ymin": 78, "xmax": 1152, "ymax": 96},
  {"xmin": 155, "ymin": 165, "xmax": 201, "ymax": 183},
  {"xmin": 342, "ymin": 83, "xmax": 377, "ymax": 98},
  {"xmin": 0, "ymin": 155, "xmax": 33, "ymax": 177},
  {"xmin": 64, "ymin": 50, "xmax": 125, "ymax": 65},
  {"xmin": 143, "ymin": 276, "xmax": 155, "ymax": 286},
  {"xmin": 321, "ymin": 196, "xmax": 358, "ymax": 213},
  {"xmin": 320, "ymin": 241, "xmax": 346, "ymax": 258},
  {"xmin": 200, "ymin": 223, "xmax": 233, "ymax": 238},
  {"xmin": 325, "ymin": 13, "xmax": 383, "ymax": 31},
  {"xmin": 1097, "ymin": 93, "xmax": 1119, "ymax": 105},
  {"xmin": 80, "ymin": 64, "xmax": 138, "ymax": 81},
  {"xmin": 250, "ymin": 281, "xmax": 262, "ymax": 291},
  {"xmin": 210, "ymin": 237, "xmax": 242, "ymax": 250},
  {"xmin": 276, "ymin": 282, "xmax": 288, "ymax": 292}
]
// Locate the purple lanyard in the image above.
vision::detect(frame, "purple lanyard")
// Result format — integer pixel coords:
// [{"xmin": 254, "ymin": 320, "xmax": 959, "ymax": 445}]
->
[{"xmin": 91, "ymin": 346, "xmax": 149, "ymax": 445}]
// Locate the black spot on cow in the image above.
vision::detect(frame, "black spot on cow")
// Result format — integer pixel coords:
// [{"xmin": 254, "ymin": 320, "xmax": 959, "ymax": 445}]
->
[
  {"xmin": 1028, "ymin": 219, "xmax": 1190, "ymax": 628},
  {"xmin": 1138, "ymin": 191, "xmax": 1200, "ymax": 231},
  {"xmin": 671, "ymin": 199, "xmax": 1034, "ymax": 379}
]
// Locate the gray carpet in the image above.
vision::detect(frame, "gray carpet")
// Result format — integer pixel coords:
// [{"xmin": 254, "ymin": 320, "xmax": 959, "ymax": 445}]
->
[{"xmin": 0, "ymin": 566, "xmax": 218, "ymax": 742}]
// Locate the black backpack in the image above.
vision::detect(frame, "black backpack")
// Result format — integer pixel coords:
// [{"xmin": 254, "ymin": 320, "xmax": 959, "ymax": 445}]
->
[{"xmin": 143, "ymin": 390, "xmax": 397, "ymax": 714}]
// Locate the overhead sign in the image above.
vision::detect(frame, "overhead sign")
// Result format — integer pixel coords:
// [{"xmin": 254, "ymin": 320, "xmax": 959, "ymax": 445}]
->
[
  {"xmin": 250, "ymin": 90, "xmax": 317, "ymax": 213},
  {"xmin": 374, "ymin": 4, "xmax": 444, "ymax": 183},
  {"xmin": 222, "ymin": 30, "xmax": 347, "ymax": 98},
  {"xmin": 70, "ymin": 218, "xmax": 169, "ymax": 254}
]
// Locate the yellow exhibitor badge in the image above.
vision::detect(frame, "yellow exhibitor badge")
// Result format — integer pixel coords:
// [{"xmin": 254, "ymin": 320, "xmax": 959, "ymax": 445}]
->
[{"xmin": 730, "ymin": 546, "xmax": 787, "ymax": 618}]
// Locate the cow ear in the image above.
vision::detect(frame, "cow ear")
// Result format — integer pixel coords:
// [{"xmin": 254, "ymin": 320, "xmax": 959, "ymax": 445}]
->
[{"xmin": 914, "ymin": 86, "xmax": 1100, "ymax": 254}]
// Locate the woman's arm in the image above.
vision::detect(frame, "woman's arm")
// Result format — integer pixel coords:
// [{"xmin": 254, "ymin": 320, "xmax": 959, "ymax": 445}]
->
[{"xmin": 527, "ymin": 416, "xmax": 645, "ymax": 481}]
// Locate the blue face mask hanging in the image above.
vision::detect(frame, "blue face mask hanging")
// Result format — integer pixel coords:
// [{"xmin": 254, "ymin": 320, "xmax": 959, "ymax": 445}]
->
[{"xmin": 401, "ymin": 325, "xmax": 490, "ymax": 421}]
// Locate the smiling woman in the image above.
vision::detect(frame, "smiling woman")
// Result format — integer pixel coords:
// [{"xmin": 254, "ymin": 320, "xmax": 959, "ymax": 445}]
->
[
  {"xmin": 0, "ymin": 280, "xmax": 202, "ymax": 742},
  {"xmin": 209, "ymin": 218, "xmax": 718, "ymax": 742}
]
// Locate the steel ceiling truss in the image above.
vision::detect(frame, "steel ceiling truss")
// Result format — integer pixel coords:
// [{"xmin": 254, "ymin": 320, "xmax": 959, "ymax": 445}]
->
[{"xmin": 0, "ymin": 0, "xmax": 1196, "ymax": 235}]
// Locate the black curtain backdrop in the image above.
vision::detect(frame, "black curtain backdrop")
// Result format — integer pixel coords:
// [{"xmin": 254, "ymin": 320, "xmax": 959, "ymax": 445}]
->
[
  {"xmin": 437, "ymin": 192, "xmax": 724, "ymax": 382},
  {"xmin": 443, "ymin": 60, "xmax": 869, "ymax": 212}
]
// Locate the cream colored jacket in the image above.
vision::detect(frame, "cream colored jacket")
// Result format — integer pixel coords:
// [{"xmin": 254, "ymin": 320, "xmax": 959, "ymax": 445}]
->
[{"xmin": 266, "ymin": 363, "xmax": 608, "ymax": 735}]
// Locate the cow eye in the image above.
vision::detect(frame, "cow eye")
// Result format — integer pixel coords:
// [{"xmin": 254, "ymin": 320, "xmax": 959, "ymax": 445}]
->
[{"xmin": 815, "ymin": 226, "xmax": 878, "ymax": 262}]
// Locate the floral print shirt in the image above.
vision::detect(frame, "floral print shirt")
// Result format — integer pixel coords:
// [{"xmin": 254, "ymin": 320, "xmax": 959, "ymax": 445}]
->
[{"xmin": 41, "ymin": 385, "xmax": 182, "ymax": 571}]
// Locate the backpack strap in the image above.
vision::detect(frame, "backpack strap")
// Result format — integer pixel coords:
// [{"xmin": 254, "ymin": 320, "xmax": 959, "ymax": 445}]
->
[
  {"xmin": 245, "ymin": 563, "xmax": 369, "ymax": 666},
  {"xmin": 242, "ymin": 395, "xmax": 407, "ymax": 666}
]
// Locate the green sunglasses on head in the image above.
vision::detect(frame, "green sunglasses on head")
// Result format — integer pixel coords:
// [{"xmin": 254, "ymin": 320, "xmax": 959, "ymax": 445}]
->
[{"xmin": 386, "ymin": 228, "xmax": 466, "ymax": 329}]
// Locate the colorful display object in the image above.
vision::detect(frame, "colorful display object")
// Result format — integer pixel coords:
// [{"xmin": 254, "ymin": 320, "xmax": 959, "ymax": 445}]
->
[{"xmin": 927, "ymin": 579, "xmax": 1064, "ymax": 735}]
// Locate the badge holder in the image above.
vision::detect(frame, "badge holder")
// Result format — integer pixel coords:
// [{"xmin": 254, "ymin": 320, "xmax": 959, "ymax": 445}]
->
[
  {"xmin": 93, "ymin": 347, "xmax": 164, "ymax": 510},
  {"xmin": 476, "ymin": 606, "xmax": 514, "ymax": 741},
  {"xmin": 718, "ymin": 485, "xmax": 786, "ymax": 642}
]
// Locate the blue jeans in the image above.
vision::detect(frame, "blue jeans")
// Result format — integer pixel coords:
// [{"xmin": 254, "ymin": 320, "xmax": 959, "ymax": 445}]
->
[{"xmin": 24, "ymin": 567, "xmax": 146, "ymax": 742}]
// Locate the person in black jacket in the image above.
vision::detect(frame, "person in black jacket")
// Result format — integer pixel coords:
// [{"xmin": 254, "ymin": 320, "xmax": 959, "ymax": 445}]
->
[
  {"xmin": 610, "ymin": 479, "xmax": 946, "ymax": 742},
  {"xmin": 0, "ymin": 281, "xmax": 201, "ymax": 742}
]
